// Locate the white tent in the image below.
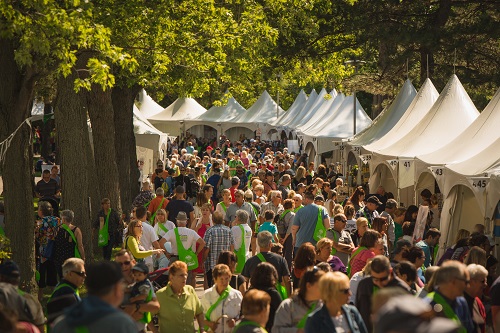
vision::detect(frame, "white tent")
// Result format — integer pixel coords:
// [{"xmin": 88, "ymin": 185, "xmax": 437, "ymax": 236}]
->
[
  {"xmin": 418, "ymin": 87, "xmax": 500, "ymax": 166},
  {"xmin": 372, "ymin": 75, "xmax": 479, "ymax": 158},
  {"xmin": 148, "ymin": 97, "xmax": 207, "ymax": 136},
  {"xmin": 296, "ymin": 89, "xmax": 339, "ymax": 133},
  {"xmin": 363, "ymin": 79, "xmax": 439, "ymax": 201},
  {"xmin": 301, "ymin": 95, "xmax": 372, "ymax": 157},
  {"xmin": 137, "ymin": 89, "xmax": 164, "ymax": 119},
  {"xmin": 363, "ymin": 78, "xmax": 439, "ymax": 153},
  {"xmin": 286, "ymin": 88, "xmax": 328, "ymax": 130},
  {"xmin": 370, "ymin": 75, "xmax": 479, "ymax": 195},
  {"xmin": 347, "ymin": 79, "xmax": 417, "ymax": 147},
  {"xmin": 272, "ymin": 89, "xmax": 309, "ymax": 128},
  {"xmin": 299, "ymin": 93, "xmax": 346, "ymax": 135},
  {"xmin": 184, "ymin": 96, "xmax": 248, "ymax": 141},
  {"xmin": 228, "ymin": 90, "xmax": 283, "ymax": 140}
]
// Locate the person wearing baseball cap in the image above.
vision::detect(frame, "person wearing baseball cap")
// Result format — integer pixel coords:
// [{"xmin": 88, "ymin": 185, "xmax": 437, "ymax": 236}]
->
[
  {"xmin": 355, "ymin": 195, "xmax": 381, "ymax": 228},
  {"xmin": 159, "ymin": 211, "xmax": 206, "ymax": 287},
  {"xmin": 0, "ymin": 260, "xmax": 45, "ymax": 330}
]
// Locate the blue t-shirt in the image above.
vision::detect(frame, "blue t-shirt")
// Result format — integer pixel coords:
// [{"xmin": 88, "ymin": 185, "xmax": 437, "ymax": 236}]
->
[
  {"xmin": 259, "ymin": 222, "xmax": 278, "ymax": 241},
  {"xmin": 293, "ymin": 204, "xmax": 329, "ymax": 247}
]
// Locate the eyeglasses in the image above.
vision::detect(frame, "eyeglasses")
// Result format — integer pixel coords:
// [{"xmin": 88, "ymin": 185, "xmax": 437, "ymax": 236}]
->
[
  {"xmin": 118, "ymin": 261, "xmax": 131, "ymax": 266},
  {"xmin": 372, "ymin": 275, "xmax": 390, "ymax": 282},
  {"xmin": 339, "ymin": 287, "xmax": 351, "ymax": 294},
  {"xmin": 72, "ymin": 271, "xmax": 86, "ymax": 277},
  {"xmin": 135, "ymin": 225, "xmax": 143, "ymax": 228},
  {"xmin": 338, "ymin": 219, "xmax": 347, "ymax": 223},
  {"xmin": 456, "ymin": 277, "xmax": 470, "ymax": 285}
]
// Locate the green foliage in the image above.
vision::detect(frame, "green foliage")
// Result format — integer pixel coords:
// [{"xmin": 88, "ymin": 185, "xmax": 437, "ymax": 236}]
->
[{"xmin": 0, "ymin": 234, "xmax": 12, "ymax": 262}]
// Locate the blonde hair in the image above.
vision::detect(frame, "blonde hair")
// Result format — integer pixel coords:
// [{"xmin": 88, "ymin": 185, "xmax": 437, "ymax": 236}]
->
[
  {"xmin": 333, "ymin": 204, "xmax": 344, "ymax": 215},
  {"xmin": 316, "ymin": 238, "xmax": 334, "ymax": 253},
  {"xmin": 319, "ymin": 271, "xmax": 350, "ymax": 303}
]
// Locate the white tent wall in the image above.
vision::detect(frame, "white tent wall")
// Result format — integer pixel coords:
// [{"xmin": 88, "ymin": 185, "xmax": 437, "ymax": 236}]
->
[
  {"xmin": 438, "ymin": 185, "xmax": 484, "ymax": 258},
  {"xmin": 224, "ymin": 126, "xmax": 255, "ymax": 142},
  {"xmin": 369, "ymin": 163, "xmax": 398, "ymax": 196},
  {"xmin": 418, "ymin": 87, "xmax": 500, "ymax": 166},
  {"xmin": 296, "ymin": 89, "xmax": 337, "ymax": 132}
]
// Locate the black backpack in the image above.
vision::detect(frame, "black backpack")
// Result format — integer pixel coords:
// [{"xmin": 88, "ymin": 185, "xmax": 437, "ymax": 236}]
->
[{"xmin": 154, "ymin": 175, "xmax": 165, "ymax": 190}]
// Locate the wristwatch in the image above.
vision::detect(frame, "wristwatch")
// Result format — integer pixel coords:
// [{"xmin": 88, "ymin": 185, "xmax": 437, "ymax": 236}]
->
[{"xmin": 136, "ymin": 303, "xmax": 141, "ymax": 311}]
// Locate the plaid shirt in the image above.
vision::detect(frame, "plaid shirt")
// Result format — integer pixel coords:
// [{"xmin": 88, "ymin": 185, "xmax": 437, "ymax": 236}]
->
[{"xmin": 203, "ymin": 224, "xmax": 234, "ymax": 271}]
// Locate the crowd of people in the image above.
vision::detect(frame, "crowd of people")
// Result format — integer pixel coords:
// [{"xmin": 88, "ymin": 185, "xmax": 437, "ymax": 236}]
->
[{"xmin": 1, "ymin": 135, "xmax": 500, "ymax": 333}]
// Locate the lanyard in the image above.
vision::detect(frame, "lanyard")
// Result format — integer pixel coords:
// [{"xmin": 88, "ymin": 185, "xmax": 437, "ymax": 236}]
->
[
  {"xmin": 427, "ymin": 292, "xmax": 467, "ymax": 333},
  {"xmin": 296, "ymin": 302, "xmax": 317, "ymax": 328}
]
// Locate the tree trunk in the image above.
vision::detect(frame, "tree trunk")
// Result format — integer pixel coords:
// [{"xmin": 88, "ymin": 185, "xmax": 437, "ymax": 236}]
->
[
  {"xmin": 112, "ymin": 85, "xmax": 141, "ymax": 220},
  {"xmin": 0, "ymin": 38, "xmax": 37, "ymax": 291},
  {"xmin": 86, "ymin": 85, "xmax": 122, "ymax": 215},
  {"xmin": 54, "ymin": 53, "xmax": 97, "ymax": 262}
]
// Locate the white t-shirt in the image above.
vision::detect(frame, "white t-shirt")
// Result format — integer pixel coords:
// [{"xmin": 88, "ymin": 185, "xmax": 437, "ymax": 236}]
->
[
  {"xmin": 153, "ymin": 220, "xmax": 176, "ymax": 239},
  {"xmin": 331, "ymin": 314, "xmax": 350, "ymax": 332},
  {"xmin": 231, "ymin": 224, "xmax": 252, "ymax": 259},
  {"xmin": 140, "ymin": 222, "xmax": 158, "ymax": 268},
  {"xmin": 163, "ymin": 227, "xmax": 200, "ymax": 255},
  {"xmin": 345, "ymin": 218, "xmax": 357, "ymax": 233}
]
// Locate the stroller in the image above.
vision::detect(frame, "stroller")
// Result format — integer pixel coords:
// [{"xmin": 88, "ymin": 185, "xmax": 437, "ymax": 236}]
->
[{"xmin": 149, "ymin": 266, "xmax": 170, "ymax": 291}]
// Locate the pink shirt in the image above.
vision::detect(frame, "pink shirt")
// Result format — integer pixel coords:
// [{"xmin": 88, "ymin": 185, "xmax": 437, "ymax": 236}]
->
[{"xmin": 349, "ymin": 248, "xmax": 375, "ymax": 277}]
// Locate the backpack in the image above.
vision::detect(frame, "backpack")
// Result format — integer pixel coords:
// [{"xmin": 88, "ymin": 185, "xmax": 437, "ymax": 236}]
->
[
  {"xmin": 189, "ymin": 177, "xmax": 200, "ymax": 198},
  {"xmin": 154, "ymin": 175, "xmax": 165, "ymax": 190},
  {"xmin": 276, "ymin": 210, "xmax": 291, "ymax": 237}
]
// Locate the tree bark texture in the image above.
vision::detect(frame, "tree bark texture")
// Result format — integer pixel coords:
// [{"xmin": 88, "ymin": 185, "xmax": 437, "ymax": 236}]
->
[
  {"xmin": 112, "ymin": 85, "xmax": 141, "ymax": 219},
  {"xmin": 86, "ymin": 83, "xmax": 122, "ymax": 214},
  {"xmin": 0, "ymin": 38, "xmax": 37, "ymax": 291},
  {"xmin": 54, "ymin": 53, "xmax": 97, "ymax": 262}
]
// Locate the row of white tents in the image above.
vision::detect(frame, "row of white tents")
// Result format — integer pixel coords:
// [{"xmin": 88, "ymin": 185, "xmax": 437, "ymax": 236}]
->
[
  {"xmin": 32, "ymin": 74, "xmax": 500, "ymax": 255},
  {"xmin": 134, "ymin": 75, "xmax": 500, "ymax": 255}
]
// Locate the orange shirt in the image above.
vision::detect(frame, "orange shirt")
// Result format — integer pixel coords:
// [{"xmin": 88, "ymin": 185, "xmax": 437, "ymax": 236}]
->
[{"xmin": 148, "ymin": 195, "xmax": 169, "ymax": 215}]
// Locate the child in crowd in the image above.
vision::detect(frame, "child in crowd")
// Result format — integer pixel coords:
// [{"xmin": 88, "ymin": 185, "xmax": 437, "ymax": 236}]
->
[{"xmin": 258, "ymin": 210, "xmax": 279, "ymax": 243}]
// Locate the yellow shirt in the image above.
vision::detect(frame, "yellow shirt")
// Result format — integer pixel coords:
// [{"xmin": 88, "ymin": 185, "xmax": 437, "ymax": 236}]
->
[{"xmin": 157, "ymin": 284, "xmax": 202, "ymax": 333}]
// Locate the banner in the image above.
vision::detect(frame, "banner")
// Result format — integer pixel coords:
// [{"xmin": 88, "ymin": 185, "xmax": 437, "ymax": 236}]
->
[
  {"xmin": 352, "ymin": 145, "xmax": 361, "ymax": 155},
  {"xmin": 287, "ymin": 140, "xmax": 299, "ymax": 154},
  {"xmin": 398, "ymin": 159, "xmax": 415, "ymax": 189},
  {"xmin": 429, "ymin": 166, "xmax": 444, "ymax": 179},
  {"xmin": 467, "ymin": 176, "xmax": 489, "ymax": 193},
  {"xmin": 413, "ymin": 205, "xmax": 429, "ymax": 243},
  {"xmin": 359, "ymin": 154, "xmax": 372, "ymax": 165},
  {"xmin": 387, "ymin": 159, "xmax": 398, "ymax": 170}
]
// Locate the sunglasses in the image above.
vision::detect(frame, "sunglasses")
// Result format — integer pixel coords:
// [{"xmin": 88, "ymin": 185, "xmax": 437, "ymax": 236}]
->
[
  {"xmin": 72, "ymin": 271, "xmax": 86, "ymax": 277},
  {"xmin": 118, "ymin": 261, "xmax": 131, "ymax": 266},
  {"xmin": 135, "ymin": 225, "xmax": 143, "ymax": 228}
]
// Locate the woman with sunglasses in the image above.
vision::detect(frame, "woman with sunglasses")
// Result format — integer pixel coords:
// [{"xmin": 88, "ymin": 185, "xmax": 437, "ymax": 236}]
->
[
  {"xmin": 305, "ymin": 271, "xmax": 367, "ymax": 333},
  {"xmin": 124, "ymin": 220, "xmax": 163, "ymax": 263},
  {"xmin": 272, "ymin": 267, "xmax": 324, "ymax": 333}
]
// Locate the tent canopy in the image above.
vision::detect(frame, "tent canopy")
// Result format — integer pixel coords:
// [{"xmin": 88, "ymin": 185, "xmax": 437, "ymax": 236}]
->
[
  {"xmin": 297, "ymin": 89, "xmax": 339, "ymax": 133},
  {"xmin": 137, "ymin": 89, "xmax": 164, "ymax": 119},
  {"xmin": 419, "ymin": 87, "xmax": 500, "ymax": 165},
  {"xmin": 286, "ymin": 88, "xmax": 328, "ymax": 129},
  {"xmin": 194, "ymin": 96, "xmax": 246, "ymax": 122},
  {"xmin": 363, "ymin": 78, "xmax": 439, "ymax": 152},
  {"xmin": 348, "ymin": 79, "xmax": 417, "ymax": 146},
  {"xmin": 373, "ymin": 75, "xmax": 479, "ymax": 158},
  {"xmin": 231, "ymin": 90, "xmax": 282, "ymax": 124},
  {"xmin": 148, "ymin": 97, "xmax": 207, "ymax": 121},
  {"xmin": 272, "ymin": 89, "xmax": 309, "ymax": 127}
]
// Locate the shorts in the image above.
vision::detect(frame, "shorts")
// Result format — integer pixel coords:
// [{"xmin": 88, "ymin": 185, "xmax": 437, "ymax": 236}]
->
[{"xmin": 38, "ymin": 259, "xmax": 58, "ymax": 288}]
